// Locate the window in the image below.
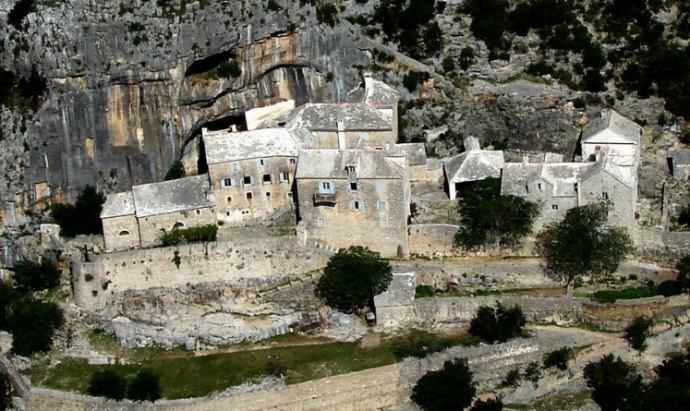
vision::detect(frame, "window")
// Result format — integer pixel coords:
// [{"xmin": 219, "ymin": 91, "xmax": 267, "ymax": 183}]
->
[
  {"xmin": 346, "ymin": 165, "xmax": 356, "ymax": 174},
  {"xmin": 317, "ymin": 217, "xmax": 326, "ymax": 226},
  {"xmin": 263, "ymin": 174, "xmax": 272, "ymax": 184},
  {"xmin": 287, "ymin": 192, "xmax": 293, "ymax": 198},
  {"xmin": 319, "ymin": 131, "xmax": 327, "ymax": 139},
  {"xmin": 221, "ymin": 178, "xmax": 234, "ymax": 187},
  {"xmin": 118, "ymin": 230, "xmax": 130, "ymax": 236},
  {"xmin": 536, "ymin": 182, "xmax": 544, "ymax": 191},
  {"xmin": 290, "ymin": 158, "xmax": 297, "ymax": 165},
  {"xmin": 318, "ymin": 182, "xmax": 334, "ymax": 194},
  {"xmin": 601, "ymin": 192, "xmax": 609, "ymax": 199},
  {"xmin": 379, "ymin": 218, "xmax": 388, "ymax": 228},
  {"xmin": 376, "ymin": 182, "xmax": 386, "ymax": 192},
  {"xmin": 361, "ymin": 132, "xmax": 369, "ymax": 141},
  {"xmin": 243, "ymin": 176, "xmax": 254, "ymax": 186},
  {"xmin": 377, "ymin": 201, "xmax": 387, "ymax": 211},
  {"xmin": 227, "ymin": 196, "xmax": 232, "ymax": 203},
  {"xmin": 351, "ymin": 200, "xmax": 362, "ymax": 210},
  {"xmin": 279, "ymin": 172, "xmax": 289, "ymax": 182},
  {"xmin": 266, "ymin": 192, "xmax": 271, "ymax": 197},
  {"xmin": 195, "ymin": 209, "xmax": 200, "ymax": 215},
  {"xmin": 350, "ymin": 182, "xmax": 359, "ymax": 191},
  {"xmin": 246, "ymin": 192, "xmax": 253, "ymax": 200},
  {"xmin": 552, "ymin": 204, "xmax": 559, "ymax": 210},
  {"xmin": 231, "ymin": 162, "xmax": 240, "ymax": 171},
  {"xmin": 258, "ymin": 158, "xmax": 267, "ymax": 167}
]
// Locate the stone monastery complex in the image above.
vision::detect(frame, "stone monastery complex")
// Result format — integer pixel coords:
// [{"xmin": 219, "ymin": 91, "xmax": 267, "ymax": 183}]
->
[{"xmin": 100, "ymin": 75, "xmax": 642, "ymax": 257}]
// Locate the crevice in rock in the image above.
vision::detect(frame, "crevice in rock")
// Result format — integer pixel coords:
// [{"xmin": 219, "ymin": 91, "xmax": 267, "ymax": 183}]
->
[{"xmin": 184, "ymin": 49, "xmax": 237, "ymax": 78}]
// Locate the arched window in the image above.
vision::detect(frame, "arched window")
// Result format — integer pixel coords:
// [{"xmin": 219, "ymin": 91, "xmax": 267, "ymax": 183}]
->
[
  {"xmin": 118, "ymin": 230, "xmax": 130, "ymax": 236},
  {"xmin": 173, "ymin": 222, "xmax": 185, "ymax": 229}
]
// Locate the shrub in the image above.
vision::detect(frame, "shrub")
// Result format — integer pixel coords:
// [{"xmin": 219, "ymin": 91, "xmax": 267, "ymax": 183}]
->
[
  {"xmin": 8, "ymin": 296, "xmax": 64, "ymax": 356},
  {"xmin": 525, "ymin": 361, "xmax": 541, "ymax": 382},
  {"xmin": 592, "ymin": 286, "xmax": 658, "ymax": 303},
  {"xmin": 415, "ymin": 285, "xmax": 434, "ymax": 298},
  {"xmin": 470, "ymin": 398, "xmax": 504, "ymax": 411},
  {"xmin": 164, "ymin": 161, "xmax": 186, "ymax": 181},
  {"xmin": 502, "ymin": 367, "xmax": 520, "ymax": 387},
  {"xmin": 160, "ymin": 224, "xmax": 218, "ymax": 249},
  {"xmin": 266, "ymin": 0, "xmax": 281, "ymax": 11},
  {"xmin": 442, "ymin": 56, "xmax": 455, "ymax": 73},
  {"xmin": 266, "ymin": 357, "xmax": 288, "ymax": 377},
  {"xmin": 0, "ymin": 281, "xmax": 17, "ymax": 331},
  {"xmin": 624, "ymin": 316, "xmax": 653, "ymax": 353},
  {"xmin": 7, "ymin": 0, "xmax": 35, "ymax": 29},
  {"xmin": 51, "ymin": 185, "xmax": 106, "ymax": 237},
  {"xmin": 127, "ymin": 369, "xmax": 161, "ymax": 402},
  {"xmin": 88, "ymin": 370, "xmax": 127, "ymax": 400},
  {"xmin": 402, "ymin": 71, "xmax": 431, "ymax": 92},
  {"xmin": 12, "ymin": 259, "xmax": 61, "ymax": 292},
  {"xmin": 412, "ymin": 358, "xmax": 476, "ymax": 411},
  {"xmin": 217, "ymin": 60, "xmax": 241, "ymax": 78},
  {"xmin": 316, "ymin": 3, "xmax": 338, "ymax": 27},
  {"xmin": 459, "ymin": 47, "xmax": 475, "ymax": 70},
  {"xmin": 468, "ymin": 303, "xmax": 526, "ymax": 343},
  {"xmin": 658, "ymin": 280, "xmax": 681, "ymax": 297},
  {"xmin": 543, "ymin": 347, "xmax": 573, "ymax": 370}
]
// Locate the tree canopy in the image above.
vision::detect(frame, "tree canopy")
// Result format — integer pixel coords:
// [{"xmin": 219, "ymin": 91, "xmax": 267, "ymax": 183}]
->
[
  {"xmin": 315, "ymin": 246, "xmax": 392, "ymax": 313},
  {"xmin": 454, "ymin": 179, "xmax": 540, "ymax": 251},
  {"xmin": 88, "ymin": 369, "xmax": 127, "ymax": 401},
  {"xmin": 7, "ymin": 296, "xmax": 64, "ymax": 356},
  {"xmin": 536, "ymin": 203, "xmax": 633, "ymax": 285},
  {"xmin": 51, "ymin": 185, "xmax": 106, "ymax": 237},
  {"xmin": 127, "ymin": 369, "xmax": 161, "ymax": 402},
  {"xmin": 163, "ymin": 161, "xmax": 186, "ymax": 181},
  {"xmin": 11, "ymin": 259, "xmax": 61, "ymax": 292},
  {"xmin": 411, "ymin": 358, "xmax": 477, "ymax": 411},
  {"xmin": 468, "ymin": 303, "xmax": 526, "ymax": 343},
  {"xmin": 623, "ymin": 316, "xmax": 653, "ymax": 353}
]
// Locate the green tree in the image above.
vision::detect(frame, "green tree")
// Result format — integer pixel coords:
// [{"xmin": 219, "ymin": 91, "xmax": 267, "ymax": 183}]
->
[
  {"xmin": 163, "ymin": 161, "xmax": 186, "ymax": 181},
  {"xmin": 583, "ymin": 354, "xmax": 645, "ymax": 411},
  {"xmin": 0, "ymin": 281, "xmax": 17, "ymax": 331},
  {"xmin": 536, "ymin": 203, "xmax": 633, "ymax": 286},
  {"xmin": 127, "ymin": 369, "xmax": 161, "ymax": 402},
  {"xmin": 624, "ymin": 316, "xmax": 653, "ymax": 353},
  {"xmin": 454, "ymin": 179, "xmax": 540, "ymax": 250},
  {"xmin": 315, "ymin": 246, "xmax": 392, "ymax": 313},
  {"xmin": 8, "ymin": 296, "xmax": 64, "ymax": 356},
  {"xmin": 675, "ymin": 255, "xmax": 690, "ymax": 293},
  {"xmin": 468, "ymin": 303, "xmax": 526, "ymax": 343},
  {"xmin": 88, "ymin": 369, "xmax": 127, "ymax": 400},
  {"xmin": 11, "ymin": 259, "xmax": 61, "ymax": 292},
  {"xmin": 51, "ymin": 185, "xmax": 106, "ymax": 237},
  {"xmin": 411, "ymin": 358, "xmax": 476, "ymax": 411},
  {"xmin": 543, "ymin": 347, "xmax": 574, "ymax": 370}
]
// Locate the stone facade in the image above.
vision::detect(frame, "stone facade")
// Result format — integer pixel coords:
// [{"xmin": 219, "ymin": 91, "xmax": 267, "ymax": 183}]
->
[{"xmin": 295, "ymin": 150, "xmax": 410, "ymax": 257}]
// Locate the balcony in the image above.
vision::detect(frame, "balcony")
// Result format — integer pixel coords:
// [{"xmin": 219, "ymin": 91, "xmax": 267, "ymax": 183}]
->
[{"xmin": 314, "ymin": 193, "xmax": 337, "ymax": 204}]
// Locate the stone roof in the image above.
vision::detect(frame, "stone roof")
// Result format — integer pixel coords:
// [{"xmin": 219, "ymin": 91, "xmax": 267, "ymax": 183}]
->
[
  {"xmin": 501, "ymin": 163, "xmax": 542, "ymax": 196},
  {"xmin": 393, "ymin": 143, "xmax": 427, "ymax": 165},
  {"xmin": 364, "ymin": 75, "xmax": 400, "ymax": 106},
  {"xmin": 581, "ymin": 151, "xmax": 637, "ymax": 189},
  {"xmin": 132, "ymin": 175, "xmax": 215, "ymax": 218},
  {"xmin": 463, "ymin": 136, "xmax": 481, "ymax": 151},
  {"xmin": 285, "ymin": 103, "xmax": 392, "ymax": 133},
  {"xmin": 444, "ymin": 150, "xmax": 504, "ymax": 184},
  {"xmin": 202, "ymin": 128, "xmax": 300, "ymax": 164},
  {"xmin": 100, "ymin": 191, "xmax": 135, "ymax": 219},
  {"xmin": 582, "ymin": 109, "xmax": 642, "ymax": 145},
  {"xmin": 295, "ymin": 149, "xmax": 404, "ymax": 180},
  {"xmin": 374, "ymin": 272, "xmax": 416, "ymax": 308},
  {"xmin": 670, "ymin": 150, "xmax": 690, "ymax": 166}
]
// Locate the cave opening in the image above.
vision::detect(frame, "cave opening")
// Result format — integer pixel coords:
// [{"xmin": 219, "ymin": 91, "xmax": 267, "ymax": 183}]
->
[
  {"xmin": 189, "ymin": 114, "xmax": 248, "ymax": 175},
  {"xmin": 184, "ymin": 49, "xmax": 237, "ymax": 77}
]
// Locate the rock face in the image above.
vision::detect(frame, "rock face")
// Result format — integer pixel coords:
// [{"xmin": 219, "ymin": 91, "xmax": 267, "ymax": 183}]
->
[{"xmin": 0, "ymin": 0, "xmax": 370, "ymax": 209}]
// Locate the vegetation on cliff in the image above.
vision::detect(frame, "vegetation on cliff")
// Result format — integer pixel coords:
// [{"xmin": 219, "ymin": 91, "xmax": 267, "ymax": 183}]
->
[{"xmin": 51, "ymin": 185, "xmax": 106, "ymax": 238}]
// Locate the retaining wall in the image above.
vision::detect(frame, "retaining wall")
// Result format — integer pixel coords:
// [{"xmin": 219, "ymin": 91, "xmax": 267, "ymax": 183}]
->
[{"xmin": 634, "ymin": 227, "xmax": 690, "ymax": 266}]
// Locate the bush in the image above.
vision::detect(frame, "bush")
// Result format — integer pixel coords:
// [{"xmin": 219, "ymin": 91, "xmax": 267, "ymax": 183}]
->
[
  {"xmin": 316, "ymin": 3, "xmax": 338, "ymax": 27},
  {"xmin": 8, "ymin": 296, "xmax": 64, "ymax": 356},
  {"xmin": 88, "ymin": 370, "xmax": 127, "ymax": 400},
  {"xmin": 216, "ymin": 60, "xmax": 241, "ymax": 78},
  {"xmin": 7, "ymin": 0, "xmax": 35, "ymax": 29},
  {"xmin": 658, "ymin": 280, "xmax": 681, "ymax": 297},
  {"xmin": 412, "ymin": 358, "xmax": 476, "ymax": 411},
  {"xmin": 502, "ymin": 367, "xmax": 520, "ymax": 387},
  {"xmin": 469, "ymin": 303, "xmax": 526, "ymax": 343},
  {"xmin": 543, "ymin": 347, "xmax": 573, "ymax": 370},
  {"xmin": 51, "ymin": 185, "xmax": 106, "ymax": 237},
  {"xmin": 624, "ymin": 316, "xmax": 653, "ymax": 353},
  {"xmin": 0, "ymin": 374, "xmax": 11, "ymax": 411},
  {"xmin": 127, "ymin": 369, "xmax": 161, "ymax": 402},
  {"xmin": 160, "ymin": 224, "xmax": 218, "ymax": 249},
  {"xmin": 164, "ymin": 161, "xmax": 186, "ymax": 181},
  {"xmin": 442, "ymin": 56, "xmax": 455, "ymax": 73},
  {"xmin": 592, "ymin": 286, "xmax": 658, "ymax": 303},
  {"xmin": 415, "ymin": 285, "xmax": 434, "ymax": 298},
  {"xmin": 12, "ymin": 259, "xmax": 61, "ymax": 292},
  {"xmin": 470, "ymin": 398, "xmax": 504, "ymax": 411},
  {"xmin": 459, "ymin": 47, "xmax": 475, "ymax": 70},
  {"xmin": 402, "ymin": 71, "xmax": 431, "ymax": 92},
  {"xmin": 0, "ymin": 281, "xmax": 17, "ymax": 331}
]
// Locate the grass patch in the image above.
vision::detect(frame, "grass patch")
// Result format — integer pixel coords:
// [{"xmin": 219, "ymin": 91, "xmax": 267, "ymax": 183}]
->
[
  {"xmin": 27, "ymin": 340, "xmax": 397, "ymax": 399},
  {"xmin": 390, "ymin": 329, "xmax": 482, "ymax": 360},
  {"xmin": 415, "ymin": 285, "xmax": 435, "ymax": 298},
  {"xmin": 591, "ymin": 286, "xmax": 658, "ymax": 303}
]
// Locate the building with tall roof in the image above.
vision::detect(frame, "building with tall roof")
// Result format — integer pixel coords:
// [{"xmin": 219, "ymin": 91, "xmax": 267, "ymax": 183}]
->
[
  {"xmin": 295, "ymin": 149, "xmax": 410, "ymax": 257},
  {"xmin": 444, "ymin": 137, "xmax": 505, "ymax": 200},
  {"xmin": 581, "ymin": 109, "xmax": 642, "ymax": 160}
]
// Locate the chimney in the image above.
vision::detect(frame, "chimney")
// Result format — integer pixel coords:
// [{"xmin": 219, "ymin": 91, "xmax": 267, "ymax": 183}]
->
[{"xmin": 337, "ymin": 121, "xmax": 346, "ymax": 149}]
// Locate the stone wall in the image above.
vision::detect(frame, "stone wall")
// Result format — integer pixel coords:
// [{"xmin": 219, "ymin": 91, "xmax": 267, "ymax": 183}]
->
[
  {"xmin": 408, "ymin": 224, "xmax": 458, "ymax": 254},
  {"xmin": 579, "ymin": 294, "xmax": 690, "ymax": 331},
  {"xmin": 634, "ymin": 226, "xmax": 690, "ymax": 266},
  {"xmin": 73, "ymin": 235, "xmax": 330, "ymax": 312}
]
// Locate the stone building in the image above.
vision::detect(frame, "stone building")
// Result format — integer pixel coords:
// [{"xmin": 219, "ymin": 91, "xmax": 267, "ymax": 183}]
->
[
  {"xmin": 668, "ymin": 150, "xmax": 690, "ymax": 182},
  {"xmin": 202, "ymin": 127, "xmax": 299, "ymax": 225},
  {"xmin": 295, "ymin": 149, "xmax": 410, "ymax": 257},
  {"xmin": 101, "ymin": 175, "xmax": 216, "ymax": 251},
  {"xmin": 374, "ymin": 272, "xmax": 416, "ymax": 327},
  {"xmin": 580, "ymin": 109, "xmax": 642, "ymax": 160},
  {"xmin": 444, "ymin": 137, "xmax": 504, "ymax": 200}
]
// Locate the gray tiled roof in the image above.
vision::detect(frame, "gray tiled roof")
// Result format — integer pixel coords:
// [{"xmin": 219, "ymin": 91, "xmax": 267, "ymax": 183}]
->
[
  {"xmin": 580, "ymin": 151, "xmax": 637, "ymax": 188},
  {"xmin": 582, "ymin": 109, "xmax": 642, "ymax": 145},
  {"xmin": 393, "ymin": 143, "xmax": 427, "ymax": 165},
  {"xmin": 100, "ymin": 191, "xmax": 135, "ymax": 219},
  {"xmin": 285, "ymin": 103, "xmax": 392, "ymax": 132},
  {"xmin": 202, "ymin": 128, "xmax": 300, "ymax": 164},
  {"xmin": 295, "ymin": 149, "xmax": 404, "ymax": 180},
  {"xmin": 132, "ymin": 175, "xmax": 215, "ymax": 218},
  {"xmin": 501, "ymin": 163, "xmax": 542, "ymax": 196},
  {"xmin": 374, "ymin": 272, "xmax": 416, "ymax": 308},
  {"xmin": 364, "ymin": 77, "xmax": 400, "ymax": 106},
  {"xmin": 444, "ymin": 150, "xmax": 504, "ymax": 183}
]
